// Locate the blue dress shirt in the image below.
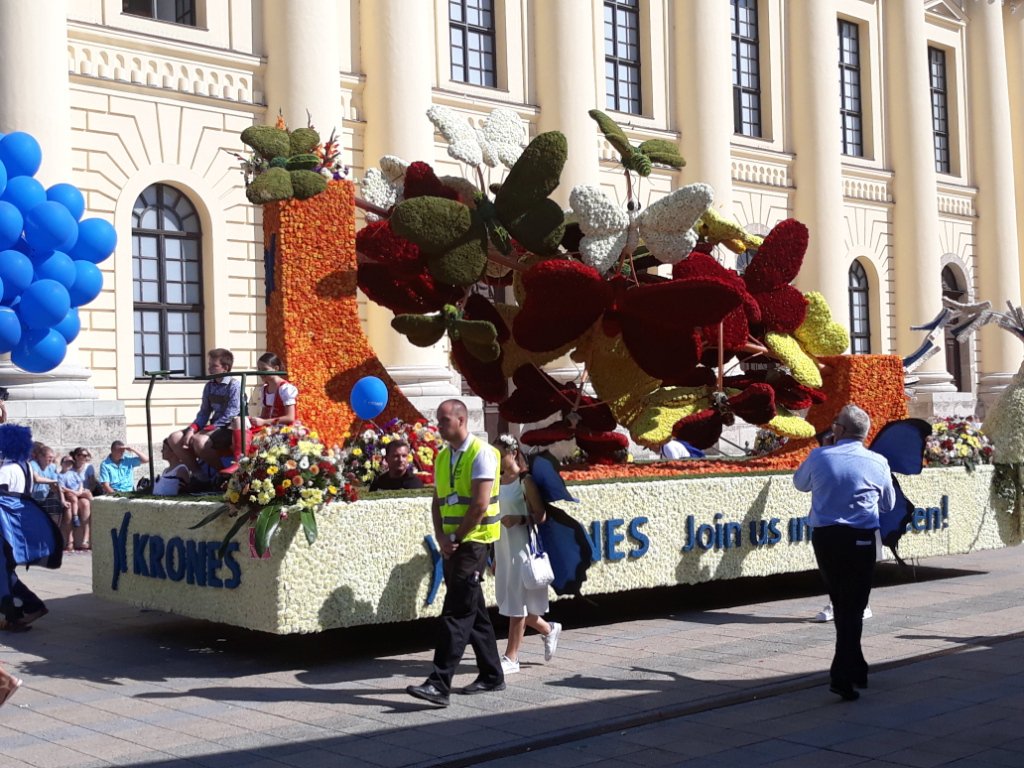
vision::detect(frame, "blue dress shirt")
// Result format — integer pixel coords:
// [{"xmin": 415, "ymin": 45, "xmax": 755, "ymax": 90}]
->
[{"xmin": 793, "ymin": 439, "xmax": 896, "ymax": 530}]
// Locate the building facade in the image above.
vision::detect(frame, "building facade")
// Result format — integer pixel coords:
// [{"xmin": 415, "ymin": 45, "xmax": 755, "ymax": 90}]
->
[{"xmin": 1, "ymin": 0, "xmax": 1022, "ymax": 449}]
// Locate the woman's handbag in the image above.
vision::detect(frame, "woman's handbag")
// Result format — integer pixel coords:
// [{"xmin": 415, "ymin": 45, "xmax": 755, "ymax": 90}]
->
[{"xmin": 521, "ymin": 522, "xmax": 555, "ymax": 590}]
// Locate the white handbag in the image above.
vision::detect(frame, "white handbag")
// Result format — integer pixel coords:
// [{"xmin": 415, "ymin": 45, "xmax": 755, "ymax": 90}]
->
[{"xmin": 521, "ymin": 523, "xmax": 555, "ymax": 590}]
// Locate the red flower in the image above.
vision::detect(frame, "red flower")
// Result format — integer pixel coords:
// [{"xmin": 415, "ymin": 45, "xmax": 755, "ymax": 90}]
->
[
  {"xmin": 358, "ymin": 261, "xmax": 463, "ymax": 314},
  {"xmin": 449, "ymin": 293, "xmax": 510, "ymax": 403},
  {"xmin": 741, "ymin": 219, "xmax": 809, "ymax": 333},
  {"xmin": 672, "ymin": 383, "xmax": 776, "ymax": 449},
  {"xmin": 499, "ymin": 364, "xmax": 616, "ymax": 432},
  {"xmin": 403, "ymin": 161, "xmax": 460, "ymax": 201}
]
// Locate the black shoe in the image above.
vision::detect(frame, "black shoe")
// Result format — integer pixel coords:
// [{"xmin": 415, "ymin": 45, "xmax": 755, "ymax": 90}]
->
[
  {"xmin": 829, "ymin": 682, "xmax": 860, "ymax": 701},
  {"xmin": 459, "ymin": 678, "xmax": 507, "ymax": 695},
  {"xmin": 406, "ymin": 682, "xmax": 449, "ymax": 707}
]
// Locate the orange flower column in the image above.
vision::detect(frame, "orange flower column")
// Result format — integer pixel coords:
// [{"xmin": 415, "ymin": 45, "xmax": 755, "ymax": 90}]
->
[
  {"xmin": 265, "ymin": 181, "xmax": 423, "ymax": 446},
  {"xmin": 562, "ymin": 354, "xmax": 909, "ymax": 482}
]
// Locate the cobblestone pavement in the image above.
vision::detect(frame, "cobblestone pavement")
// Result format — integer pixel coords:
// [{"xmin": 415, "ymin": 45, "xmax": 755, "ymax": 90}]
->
[{"xmin": 1, "ymin": 544, "xmax": 1022, "ymax": 767}]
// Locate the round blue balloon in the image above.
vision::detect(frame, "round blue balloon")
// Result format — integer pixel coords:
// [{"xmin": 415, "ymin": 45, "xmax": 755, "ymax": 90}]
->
[
  {"xmin": 69, "ymin": 218, "xmax": 117, "ymax": 264},
  {"xmin": 25, "ymin": 201, "xmax": 79, "ymax": 254},
  {"xmin": 46, "ymin": 183, "xmax": 85, "ymax": 221},
  {"xmin": 12, "ymin": 327, "xmax": 67, "ymax": 374},
  {"xmin": 1, "ymin": 175, "xmax": 46, "ymax": 215},
  {"xmin": 0, "ymin": 249, "xmax": 34, "ymax": 304},
  {"xmin": 0, "ymin": 133, "xmax": 42, "ymax": 179},
  {"xmin": 0, "ymin": 305, "xmax": 21, "ymax": 353},
  {"xmin": 53, "ymin": 307, "xmax": 80, "ymax": 344},
  {"xmin": 17, "ymin": 278, "xmax": 70, "ymax": 329},
  {"xmin": 68, "ymin": 260, "xmax": 104, "ymax": 307},
  {"xmin": 34, "ymin": 250, "xmax": 76, "ymax": 288},
  {"xmin": 0, "ymin": 201, "xmax": 22, "ymax": 250},
  {"xmin": 350, "ymin": 376, "xmax": 389, "ymax": 420},
  {"xmin": 0, "ymin": 158, "xmax": 7, "ymax": 199}
]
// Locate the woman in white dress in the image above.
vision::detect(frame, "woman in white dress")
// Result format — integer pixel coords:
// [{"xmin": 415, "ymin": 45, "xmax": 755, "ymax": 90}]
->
[{"xmin": 492, "ymin": 435, "xmax": 562, "ymax": 675}]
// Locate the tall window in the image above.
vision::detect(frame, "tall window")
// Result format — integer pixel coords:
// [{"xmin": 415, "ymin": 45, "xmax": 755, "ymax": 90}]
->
[
  {"xmin": 731, "ymin": 0, "xmax": 762, "ymax": 137},
  {"xmin": 929, "ymin": 46, "xmax": 951, "ymax": 174},
  {"xmin": 132, "ymin": 184, "xmax": 204, "ymax": 379},
  {"xmin": 604, "ymin": 0, "xmax": 642, "ymax": 114},
  {"xmin": 838, "ymin": 20, "xmax": 863, "ymax": 157},
  {"xmin": 122, "ymin": 0, "xmax": 196, "ymax": 26},
  {"xmin": 848, "ymin": 261, "xmax": 870, "ymax": 354},
  {"xmin": 941, "ymin": 266, "xmax": 965, "ymax": 390},
  {"xmin": 449, "ymin": 0, "xmax": 497, "ymax": 87}
]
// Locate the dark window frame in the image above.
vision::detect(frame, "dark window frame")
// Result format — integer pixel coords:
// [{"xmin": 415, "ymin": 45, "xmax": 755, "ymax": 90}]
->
[
  {"xmin": 131, "ymin": 184, "xmax": 205, "ymax": 380},
  {"xmin": 941, "ymin": 266, "xmax": 965, "ymax": 390},
  {"xmin": 929, "ymin": 46, "xmax": 951, "ymax": 174},
  {"xmin": 122, "ymin": 0, "xmax": 197, "ymax": 26},
  {"xmin": 604, "ymin": 0, "xmax": 643, "ymax": 115},
  {"xmin": 731, "ymin": 0, "xmax": 762, "ymax": 137},
  {"xmin": 449, "ymin": 0, "xmax": 498, "ymax": 88},
  {"xmin": 848, "ymin": 260, "xmax": 871, "ymax": 354},
  {"xmin": 838, "ymin": 19, "xmax": 863, "ymax": 157}
]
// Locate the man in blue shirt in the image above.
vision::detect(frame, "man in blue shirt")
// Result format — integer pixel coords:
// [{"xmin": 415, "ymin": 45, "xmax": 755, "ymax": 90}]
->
[
  {"xmin": 99, "ymin": 441, "xmax": 150, "ymax": 494},
  {"xmin": 794, "ymin": 404, "xmax": 895, "ymax": 701}
]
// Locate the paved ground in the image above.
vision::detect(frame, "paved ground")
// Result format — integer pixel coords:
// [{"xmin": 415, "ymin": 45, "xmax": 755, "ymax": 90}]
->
[{"xmin": 1, "ymin": 544, "xmax": 1022, "ymax": 767}]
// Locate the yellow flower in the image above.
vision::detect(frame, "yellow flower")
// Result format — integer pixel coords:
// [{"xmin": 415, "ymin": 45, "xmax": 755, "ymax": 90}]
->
[
  {"xmin": 267, "ymin": 466, "xmax": 279, "ymax": 476},
  {"xmin": 228, "ymin": 491, "xmax": 240, "ymax": 503},
  {"xmin": 327, "ymin": 485, "xmax": 338, "ymax": 494},
  {"xmin": 281, "ymin": 479, "xmax": 292, "ymax": 489},
  {"xmin": 281, "ymin": 426, "xmax": 292, "ymax": 434},
  {"xmin": 352, "ymin": 447, "xmax": 363, "ymax": 457}
]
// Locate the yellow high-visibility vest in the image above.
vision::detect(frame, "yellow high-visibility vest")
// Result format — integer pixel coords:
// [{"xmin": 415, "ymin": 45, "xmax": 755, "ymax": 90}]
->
[{"xmin": 434, "ymin": 437, "xmax": 501, "ymax": 544}]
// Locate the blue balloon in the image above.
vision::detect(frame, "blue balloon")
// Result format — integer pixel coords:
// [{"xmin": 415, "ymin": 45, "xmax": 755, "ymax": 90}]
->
[
  {"xmin": 25, "ymin": 201, "xmax": 79, "ymax": 254},
  {"xmin": 0, "ymin": 158, "xmax": 7, "ymax": 199},
  {"xmin": 0, "ymin": 201, "xmax": 22, "ymax": 250},
  {"xmin": 350, "ymin": 376, "xmax": 389, "ymax": 420},
  {"xmin": 12, "ymin": 327, "xmax": 67, "ymax": 374},
  {"xmin": 0, "ymin": 133, "xmax": 42, "ymax": 179},
  {"xmin": 17, "ymin": 278, "xmax": 70, "ymax": 329},
  {"xmin": 68, "ymin": 260, "xmax": 103, "ymax": 307},
  {"xmin": 46, "ymin": 183, "xmax": 85, "ymax": 221},
  {"xmin": 1, "ymin": 175, "xmax": 45, "ymax": 214},
  {"xmin": 0, "ymin": 249, "xmax": 34, "ymax": 304},
  {"xmin": 69, "ymin": 218, "xmax": 117, "ymax": 264},
  {"xmin": 34, "ymin": 250, "xmax": 76, "ymax": 288},
  {"xmin": 53, "ymin": 307, "xmax": 80, "ymax": 344},
  {"xmin": 0, "ymin": 305, "xmax": 21, "ymax": 354}
]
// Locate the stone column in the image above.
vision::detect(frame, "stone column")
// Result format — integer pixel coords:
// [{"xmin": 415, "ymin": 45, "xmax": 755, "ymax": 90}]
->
[
  {"xmin": 883, "ymin": 0, "xmax": 954, "ymax": 396},
  {"xmin": 358, "ymin": 0, "xmax": 460, "ymax": 403},
  {"xmin": 672, "ymin": 0, "xmax": 733, "ymax": 210},
  {"xmin": 1007, "ymin": 8, "xmax": 1024, "ymax": 308},
  {"xmin": 0, "ymin": 0, "xmax": 104, "ymax": 416},
  {"xmin": 532, "ymin": 0, "xmax": 601, "ymax": 202},
  {"xmin": 787, "ymin": 0, "xmax": 847, "ymax": 321},
  {"xmin": 965, "ymin": 1, "xmax": 1023, "ymax": 405},
  {"xmin": 262, "ymin": 0, "xmax": 342, "ymax": 134}
]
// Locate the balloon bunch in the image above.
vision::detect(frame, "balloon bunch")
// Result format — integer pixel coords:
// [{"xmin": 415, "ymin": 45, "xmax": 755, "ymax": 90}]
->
[{"xmin": 0, "ymin": 131, "xmax": 115, "ymax": 373}]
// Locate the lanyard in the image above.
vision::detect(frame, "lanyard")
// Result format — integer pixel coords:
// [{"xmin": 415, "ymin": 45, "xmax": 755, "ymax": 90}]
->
[{"xmin": 447, "ymin": 449, "xmax": 464, "ymax": 497}]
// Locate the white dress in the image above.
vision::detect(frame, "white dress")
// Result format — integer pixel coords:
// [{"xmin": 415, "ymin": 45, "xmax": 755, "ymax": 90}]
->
[{"xmin": 494, "ymin": 476, "xmax": 549, "ymax": 618}]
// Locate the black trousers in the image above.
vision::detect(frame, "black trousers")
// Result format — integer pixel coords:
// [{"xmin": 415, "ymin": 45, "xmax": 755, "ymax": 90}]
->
[
  {"xmin": 811, "ymin": 524, "xmax": 876, "ymax": 688},
  {"xmin": 427, "ymin": 541, "xmax": 503, "ymax": 695},
  {"xmin": 1, "ymin": 541, "xmax": 46, "ymax": 622}
]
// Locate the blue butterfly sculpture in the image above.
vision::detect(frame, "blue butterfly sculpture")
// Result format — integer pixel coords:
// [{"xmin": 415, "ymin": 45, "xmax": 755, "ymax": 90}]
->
[
  {"xmin": 867, "ymin": 418, "xmax": 933, "ymax": 562},
  {"xmin": 528, "ymin": 452, "xmax": 594, "ymax": 596}
]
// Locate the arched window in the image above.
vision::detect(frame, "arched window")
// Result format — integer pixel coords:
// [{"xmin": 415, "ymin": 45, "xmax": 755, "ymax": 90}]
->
[
  {"xmin": 131, "ymin": 184, "xmax": 204, "ymax": 379},
  {"xmin": 848, "ymin": 261, "xmax": 870, "ymax": 354},
  {"xmin": 941, "ymin": 266, "xmax": 965, "ymax": 391}
]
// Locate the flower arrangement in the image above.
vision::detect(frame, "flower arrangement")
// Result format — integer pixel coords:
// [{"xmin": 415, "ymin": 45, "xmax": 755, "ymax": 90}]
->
[
  {"xmin": 924, "ymin": 417, "xmax": 994, "ymax": 472},
  {"xmin": 340, "ymin": 418, "xmax": 444, "ymax": 486},
  {"xmin": 193, "ymin": 423, "xmax": 358, "ymax": 557},
  {"xmin": 749, "ymin": 428, "xmax": 789, "ymax": 457}
]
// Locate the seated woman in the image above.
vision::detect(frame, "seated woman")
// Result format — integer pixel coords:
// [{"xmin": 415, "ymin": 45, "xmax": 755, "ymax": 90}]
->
[
  {"xmin": 225, "ymin": 352, "xmax": 298, "ymax": 472},
  {"xmin": 58, "ymin": 455, "xmax": 93, "ymax": 551},
  {"xmin": 154, "ymin": 439, "xmax": 192, "ymax": 496},
  {"xmin": 28, "ymin": 443, "xmax": 73, "ymax": 551}
]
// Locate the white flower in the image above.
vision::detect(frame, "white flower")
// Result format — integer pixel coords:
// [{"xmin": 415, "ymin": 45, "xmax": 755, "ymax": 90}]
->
[
  {"xmin": 569, "ymin": 185, "xmax": 633, "ymax": 274},
  {"xmin": 299, "ymin": 455, "xmax": 310, "ymax": 470},
  {"xmin": 427, "ymin": 105, "xmax": 525, "ymax": 169},
  {"xmin": 359, "ymin": 155, "xmax": 408, "ymax": 222},
  {"xmin": 638, "ymin": 183, "xmax": 714, "ymax": 265},
  {"xmin": 428, "ymin": 105, "xmax": 483, "ymax": 166}
]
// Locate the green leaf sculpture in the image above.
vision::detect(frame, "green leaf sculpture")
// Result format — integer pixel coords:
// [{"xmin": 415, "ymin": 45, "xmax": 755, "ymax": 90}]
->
[{"xmin": 391, "ymin": 304, "xmax": 500, "ymax": 362}]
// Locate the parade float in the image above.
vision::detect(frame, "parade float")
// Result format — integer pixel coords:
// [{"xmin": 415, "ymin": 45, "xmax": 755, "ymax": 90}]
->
[{"xmin": 91, "ymin": 110, "xmax": 1021, "ymax": 634}]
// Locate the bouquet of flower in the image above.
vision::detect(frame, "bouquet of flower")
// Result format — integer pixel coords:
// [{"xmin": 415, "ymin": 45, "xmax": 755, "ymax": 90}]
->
[
  {"xmin": 193, "ymin": 423, "xmax": 357, "ymax": 557},
  {"xmin": 924, "ymin": 416, "xmax": 994, "ymax": 472},
  {"xmin": 748, "ymin": 428, "xmax": 789, "ymax": 457},
  {"xmin": 341, "ymin": 418, "xmax": 444, "ymax": 486}
]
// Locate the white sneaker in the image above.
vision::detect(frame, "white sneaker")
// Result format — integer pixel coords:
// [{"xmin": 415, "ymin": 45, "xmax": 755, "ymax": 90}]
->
[
  {"xmin": 500, "ymin": 655, "xmax": 520, "ymax": 675},
  {"xmin": 813, "ymin": 603, "xmax": 834, "ymax": 622},
  {"xmin": 863, "ymin": 606, "xmax": 873, "ymax": 620},
  {"xmin": 543, "ymin": 622, "xmax": 562, "ymax": 662}
]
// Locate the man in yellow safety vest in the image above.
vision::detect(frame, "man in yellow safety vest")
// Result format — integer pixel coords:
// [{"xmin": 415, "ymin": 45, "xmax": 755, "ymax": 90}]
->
[{"xmin": 407, "ymin": 399, "xmax": 505, "ymax": 707}]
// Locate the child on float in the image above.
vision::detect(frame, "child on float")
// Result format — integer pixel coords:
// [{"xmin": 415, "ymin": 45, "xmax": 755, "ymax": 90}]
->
[
  {"xmin": 166, "ymin": 348, "xmax": 241, "ymax": 473},
  {"xmin": 223, "ymin": 352, "xmax": 298, "ymax": 473},
  {"xmin": 491, "ymin": 434, "xmax": 562, "ymax": 675},
  {"xmin": 57, "ymin": 454, "xmax": 93, "ymax": 551},
  {"xmin": 153, "ymin": 439, "xmax": 192, "ymax": 496}
]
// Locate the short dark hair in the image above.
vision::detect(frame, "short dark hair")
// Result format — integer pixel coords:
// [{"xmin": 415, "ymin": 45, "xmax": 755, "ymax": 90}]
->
[
  {"xmin": 257, "ymin": 352, "xmax": 283, "ymax": 370},
  {"xmin": 385, "ymin": 439, "xmax": 410, "ymax": 457},
  {"xmin": 207, "ymin": 348, "xmax": 234, "ymax": 370},
  {"xmin": 111, "ymin": 440, "xmax": 126, "ymax": 451}
]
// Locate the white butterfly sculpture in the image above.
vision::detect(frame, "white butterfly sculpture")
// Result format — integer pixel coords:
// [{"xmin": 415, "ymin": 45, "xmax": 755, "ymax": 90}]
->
[
  {"xmin": 427, "ymin": 105, "xmax": 526, "ymax": 169},
  {"xmin": 360, "ymin": 155, "xmax": 409, "ymax": 222},
  {"xmin": 569, "ymin": 183, "xmax": 715, "ymax": 274}
]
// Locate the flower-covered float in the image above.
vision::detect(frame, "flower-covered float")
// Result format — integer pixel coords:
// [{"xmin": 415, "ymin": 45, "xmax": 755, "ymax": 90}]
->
[{"xmin": 91, "ymin": 110, "xmax": 1021, "ymax": 633}]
